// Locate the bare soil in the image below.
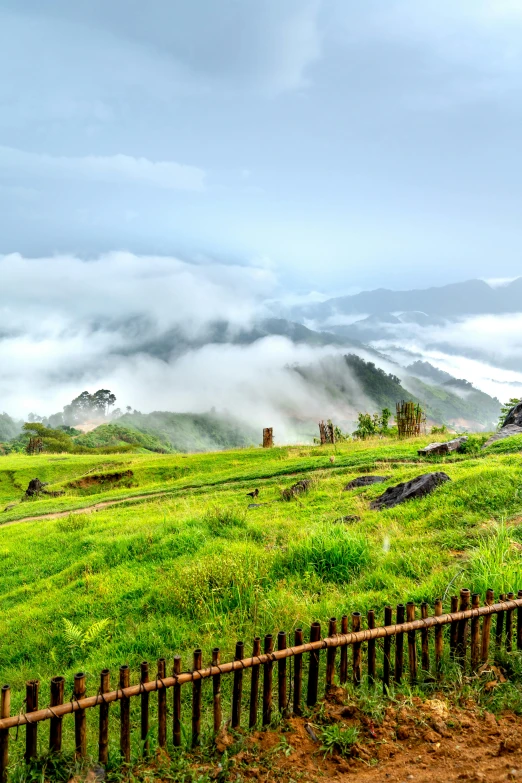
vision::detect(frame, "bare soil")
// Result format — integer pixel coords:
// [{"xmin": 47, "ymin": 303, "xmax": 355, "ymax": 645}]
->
[
  {"xmin": 210, "ymin": 692, "xmax": 522, "ymax": 782},
  {"xmin": 67, "ymin": 469, "xmax": 134, "ymax": 489}
]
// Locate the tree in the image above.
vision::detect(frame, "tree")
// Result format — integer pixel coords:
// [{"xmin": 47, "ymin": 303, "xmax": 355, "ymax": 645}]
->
[
  {"xmin": 23, "ymin": 422, "xmax": 73, "ymax": 453},
  {"xmin": 353, "ymin": 408, "xmax": 393, "ymax": 440},
  {"xmin": 498, "ymin": 398, "xmax": 521, "ymax": 429},
  {"xmin": 92, "ymin": 389, "xmax": 117, "ymax": 416},
  {"xmin": 62, "ymin": 389, "xmax": 117, "ymax": 423}
]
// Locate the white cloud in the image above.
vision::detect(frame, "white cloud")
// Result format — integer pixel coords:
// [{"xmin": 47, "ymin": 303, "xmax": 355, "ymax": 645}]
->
[{"xmin": 0, "ymin": 147, "xmax": 205, "ymax": 191}]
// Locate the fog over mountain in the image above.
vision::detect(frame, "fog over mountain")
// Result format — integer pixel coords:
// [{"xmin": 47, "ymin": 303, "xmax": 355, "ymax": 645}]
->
[{"xmin": 1, "ymin": 2, "xmax": 522, "ymax": 441}]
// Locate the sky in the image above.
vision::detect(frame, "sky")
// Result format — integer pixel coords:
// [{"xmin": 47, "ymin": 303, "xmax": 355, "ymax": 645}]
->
[{"xmin": 2, "ymin": 0, "xmax": 522, "ymax": 292}]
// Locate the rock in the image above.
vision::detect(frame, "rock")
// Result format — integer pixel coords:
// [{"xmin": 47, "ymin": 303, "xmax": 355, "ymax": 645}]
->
[
  {"xmin": 370, "ymin": 472, "xmax": 451, "ymax": 510},
  {"xmin": 282, "ymin": 479, "xmax": 311, "ymax": 501},
  {"xmin": 343, "ymin": 476, "xmax": 389, "ymax": 491},
  {"xmin": 334, "ymin": 515, "xmax": 361, "ymax": 524},
  {"xmin": 24, "ymin": 478, "xmax": 65, "ymax": 499},
  {"xmin": 484, "ymin": 401, "xmax": 522, "ymax": 448},
  {"xmin": 418, "ymin": 437, "xmax": 468, "ymax": 456}
]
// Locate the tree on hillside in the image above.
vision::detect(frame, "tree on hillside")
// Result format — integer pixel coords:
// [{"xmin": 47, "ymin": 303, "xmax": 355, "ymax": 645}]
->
[
  {"xmin": 63, "ymin": 390, "xmax": 117, "ymax": 424},
  {"xmin": 23, "ymin": 422, "xmax": 74, "ymax": 454},
  {"xmin": 498, "ymin": 398, "xmax": 521, "ymax": 429}
]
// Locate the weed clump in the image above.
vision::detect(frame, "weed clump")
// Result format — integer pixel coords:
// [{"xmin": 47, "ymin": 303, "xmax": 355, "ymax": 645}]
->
[{"xmin": 274, "ymin": 525, "xmax": 371, "ymax": 584}]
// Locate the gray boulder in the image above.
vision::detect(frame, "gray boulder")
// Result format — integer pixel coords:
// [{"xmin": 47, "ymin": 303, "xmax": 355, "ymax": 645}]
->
[
  {"xmin": 343, "ymin": 476, "xmax": 389, "ymax": 491},
  {"xmin": 418, "ymin": 437, "xmax": 468, "ymax": 456},
  {"xmin": 370, "ymin": 472, "xmax": 451, "ymax": 510},
  {"xmin": 483, "ymin": 401, "xmax": 522, "ymax": 448}
]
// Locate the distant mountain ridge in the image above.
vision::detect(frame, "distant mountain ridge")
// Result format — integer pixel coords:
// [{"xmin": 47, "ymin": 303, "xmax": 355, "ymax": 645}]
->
[{"xmin": 291, "ymin": 278, "xmax": 522, "ymax": 321}]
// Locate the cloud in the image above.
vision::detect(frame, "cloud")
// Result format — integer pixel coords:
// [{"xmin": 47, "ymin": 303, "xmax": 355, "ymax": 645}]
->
[{"xmin": 0, "ymin": 147, "xmax": 205, "ymax": 191}]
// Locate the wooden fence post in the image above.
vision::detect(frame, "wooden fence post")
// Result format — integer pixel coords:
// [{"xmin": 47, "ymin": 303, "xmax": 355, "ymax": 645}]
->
[
  {"xmin": 213, "ymin": 648, "xmax": 223, "ymax": 734},
  {"xmin": 352, "ymin": 613, "xmax": 361, "ymax": 685},
  {"xmin": 192, "ymin": 650, "xmax": 202, "ymax": 747},
  {"xmin": 506, "ymin": 592, "xmax": 514, "ymax": 652},
  {"xmin": 0, "ymin": 685, "xmax": 10, "ymax": 783},
  {"xmin": 383, "ymin": 606, "xmax": 392, "ymax": 694},
  {"xmin": 306, "ymin": 623, "xmax": 321, "ymax": 707},
  {"xmin": 119, "ymin": 665, "xmax": 130, "ymax": 764},
  {"xmin": 248, "ymin": 640, "xmax": 260, "ymax": 728},
  {"xmin": 407, "ymin": 602, "xmax": 417, "ymax": 683},
  {"xmin": 293, "ymin": 629, "xmax": 303, "ymax": 716},
  {"xmin": 157, "ymin": 658, "xmax": 167, "ymax": 748},
  {"xmin": 457, "ymin": 589, "xmax": 470, "ymax": 667},
  {"xmin": 450, "ymin": 596, "xmax": 459, "ymax": 657},
  {"xmin": 434, "ymin": 598, "xmax": 443, "ymax": 675},
  {"xmin": 421, "ymin": 603, "xmax": 430, "ymax": 673},
  {"xmin": 232, "ymin": 642, "xmax": 244, "ymax": 729},
  {"xmin": 172, "ymin": 656, "xmax": 181, "ymax": 747},
  {"xmin": 25, "ymin": 680, "xmax": 39, "ymax": 763},
  {"xmin": 262, "ymin": 635, "xmax": 273, "ymax": 726},
  {"xmin": 73, "ymin": 673, "xmax": 86, "ymax": 760},
  {"xmin": 481, "ymin": 589, "xmax": 494, "ymax": 662},
  {"xmin": 140, "ymin": 662, "xmax": 149, "ymax": 757},
  {"xmin": 263, "ymin": 428, "xmax": 273, "ymax": 448},
  {"xmin": 367, "ymin": 611, "xmax": 376, "ymax": 684},
  {"xmin": 98, "ymin": 669, "xmax": 110, "ymax": 765},
  {"xmin": 49, "ymin": 676, "xmax": 64, "ymax": 753},
  {"xmin": 326, "ymin": 618, "xmax": 337, "ymax": 692},
  {"xmin": 471, "ymin": 594, "xmax": 481, "ymax": 672},
  {"xmin": 340, "ymin": 615, "xmax": 348, "ymax": 685},
  {"xmin": 277, "ymin": 632, "xmax": 287, "ymax": 714},
  {"xmin": 395, "ymin": 604, "xmax": 405, "ymax": 684},
  {"xmin": 518, "ymin": 590, "xmax": 522, "ymax": 651},
  {"xmin": 496, "ymin": 594, "xmax": 506, "ymax": 648}
]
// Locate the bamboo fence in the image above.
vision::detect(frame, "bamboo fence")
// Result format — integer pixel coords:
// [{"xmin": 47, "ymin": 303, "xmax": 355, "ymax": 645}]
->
[{"xmin": 1, "ymin": 588, "xmax": 521, "ymax": 779}]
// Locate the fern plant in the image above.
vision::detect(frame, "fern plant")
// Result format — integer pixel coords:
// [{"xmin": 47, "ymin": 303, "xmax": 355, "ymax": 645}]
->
[{"xmin": 62, "ymin": 617, "xmax": 110, "ymax": 653}]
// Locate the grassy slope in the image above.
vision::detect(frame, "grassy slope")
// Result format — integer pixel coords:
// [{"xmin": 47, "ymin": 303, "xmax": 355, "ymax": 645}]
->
[{"xmin": 0, "ymin": 436, "xmax": 521, "ymax": 757}]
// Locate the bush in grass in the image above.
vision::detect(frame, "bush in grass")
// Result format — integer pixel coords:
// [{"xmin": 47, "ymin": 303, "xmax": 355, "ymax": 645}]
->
[
  {"xmin": 274, "ymin": 526, "xmax": 371, "ymax": 584},
  {"xmin": 205, "ymin": 506, "xmax": 246, "ymax": 536},
  {"xmin": 464, "ymin": 523, "xmax": 522, "ymax": 596}
]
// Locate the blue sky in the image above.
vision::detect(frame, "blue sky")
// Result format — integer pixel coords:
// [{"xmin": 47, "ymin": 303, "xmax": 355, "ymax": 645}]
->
[{"xmin": 1, "ymin": 0, "xmax": 522, "ymax": 292}]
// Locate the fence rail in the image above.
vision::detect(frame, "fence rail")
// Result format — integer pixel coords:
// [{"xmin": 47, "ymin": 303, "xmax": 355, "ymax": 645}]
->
[{"xmin": 1, "ymin": 588, "xmax": 521, "ymax": 780}]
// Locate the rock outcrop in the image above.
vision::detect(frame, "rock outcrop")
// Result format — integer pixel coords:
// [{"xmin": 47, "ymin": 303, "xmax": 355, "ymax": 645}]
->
[
  {"xmin": 282, "ymin": 480, "xmax": 311, "ymax": 501},
  {"xmin": 24, "ymin": 478, "xmax": 65, "ymax": 499},
  {"xmin": 483, "ymin": 401, "xmax": 522, "ymax": 448},
  {"xmin": 370, "ymin": 472, "xmax": 451, "ymax": 510},
  {"xmin": 343, "ymin": 476, "xmax": 389, "ymax": 491},
  {"xmin": 418, "ymin": 437, "xmax": 468, "ymax": 456}
]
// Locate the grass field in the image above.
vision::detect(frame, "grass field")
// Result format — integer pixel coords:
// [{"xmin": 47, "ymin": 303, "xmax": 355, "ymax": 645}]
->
[{"xmin": 1, "ymin": 434, "xmax": 522, "ymax": 769}]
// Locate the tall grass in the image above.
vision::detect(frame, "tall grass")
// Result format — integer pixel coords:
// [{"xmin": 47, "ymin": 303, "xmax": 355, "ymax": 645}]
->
[
  {"xmin": 274, "ymin": 525, "xmax": 371, "ymax": 583},
  {"xmin": 464, "ymin": 522, "xmax": 522, "ymax": 595}
]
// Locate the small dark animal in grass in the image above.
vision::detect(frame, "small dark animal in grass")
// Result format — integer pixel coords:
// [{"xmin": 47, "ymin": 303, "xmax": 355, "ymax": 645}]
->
[{"xmin": 246, "ymin": 488, "xmax": 259, "ymax": 499}]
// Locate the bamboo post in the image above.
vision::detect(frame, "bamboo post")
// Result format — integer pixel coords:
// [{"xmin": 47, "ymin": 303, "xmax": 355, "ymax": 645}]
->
[
  {"xmin": 457, "ymin": 589, "xmax": 470, "ymax": 666},
  {"xmin": 421, "ymin": 603, "xmax": 430, "ymax": 673},
  {"xmin": 213, "ymin": 648, "xmax": 222, "ymax": 734},
  {"xmin": 326, "ymin": 618, "xmax": 337, "ymax": 691},
  {"xmin": 293, "ymin": 629, "xmax": 303, "ymax": 716},
  {"xmin": 74, "ymin": 673, "xmax": 86, "ymax": 759},
  {"xmin": 366, "ymin": 611, "xmax": 376, "ymax": 684},
  {"xmin": 352, "ymin": 613, "xmax": 362, "ymax": 685},
  {"xmin": 407, "ymin": 603, "xmax": 417, "ymax": 683},
  {"xmin": 25, "ymin": 680, "xmax": 39, "ymax": 763},
  {"xmin": 383, "ymin": 606, "xmax": 392, "ymax": 694},
  {"xmin": 306, "ymin": 623, "xmax": 321, "ymax": 707},
  {"xmin": 450, "ymin": 596, "xmax": 459, "ymax": 657},
  {"xmin": 340, "ymin": 616, "xmax": 348, "ymax": 685},
  {"xmin": 49, "ymin": 676, "xmax": 64, "ymax": 754},
  {"xmin": 172, "ymin": 656, "xmax": 181, "ymax": 747},
  {"xmin": 192, "ymin": 649, "xmax": 202, "ymax": 747},
  {"xmin": 263, "ymin": 428, "xmax": 273, "ymax": 448},
  {"xmin": 481, "ymin": 589, "xmax": 494, "ymax": 662},
  {"xmin": 518, "ymin": 590, "xmax": 522, "ymax": 651},
  {"xmin": 506, "ymin": 592, "xmax": 514, "ymax": 652},
  {"xmin": 0, "ymin": 686, "xmax": 10, "ymax": 783},
  {"xmin": 232, "ymin": 641, "xmax": 244, "ymax": 729},
  {"xmin": 471, "ymin": 594, "xmax": 481, "ymax": 672},
  {"xmin": 119, "ymin": 665, "xmax": 130, "ymax": 763},
  {"xmin": 434, "ymin": 598, "xmax": 443, "ymax": 675},
  {"xmin": 395, "ymin": 604, "xmax": 405, "ymax": 683},
  {"xmin": 98, "ymin": 669, "xmax": 110, "ymax": 766},
  {"xmin": 496, "ymin": 594, "xmax": 506, "ymax": 648},
  {"xmin": 277, "ymin": 632, "xmax": 287, "ymax": 713},
  {"xmin": 157, "ymin": 658, "xmax": 167, "ymax": 748},
  {"xmin": 140, "ymin": 662, "xmax": 149, "ymax": 757},
  {"xmin": 262, "ymin": 634, "xmax": 273, "ymax": 726}
]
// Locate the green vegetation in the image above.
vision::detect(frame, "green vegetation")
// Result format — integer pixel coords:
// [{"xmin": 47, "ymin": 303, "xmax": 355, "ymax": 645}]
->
[
  {"xmin": 498, "ymin": 397, "xmax": 521, "ymax": 429},
  {"xmin": 0, "ymin": 432, "xmax": 522, "ymax": 768},
  {"xmin": 0, "ymin": 413, "xmax": 21, "ymax": 444},
  {"xmin": 352, "ymin": 407, "xmax": 392, "ymax": 439},
  {"xmin": 73, "ymin": 423, "xmax": 172, "ymax": 453}
]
